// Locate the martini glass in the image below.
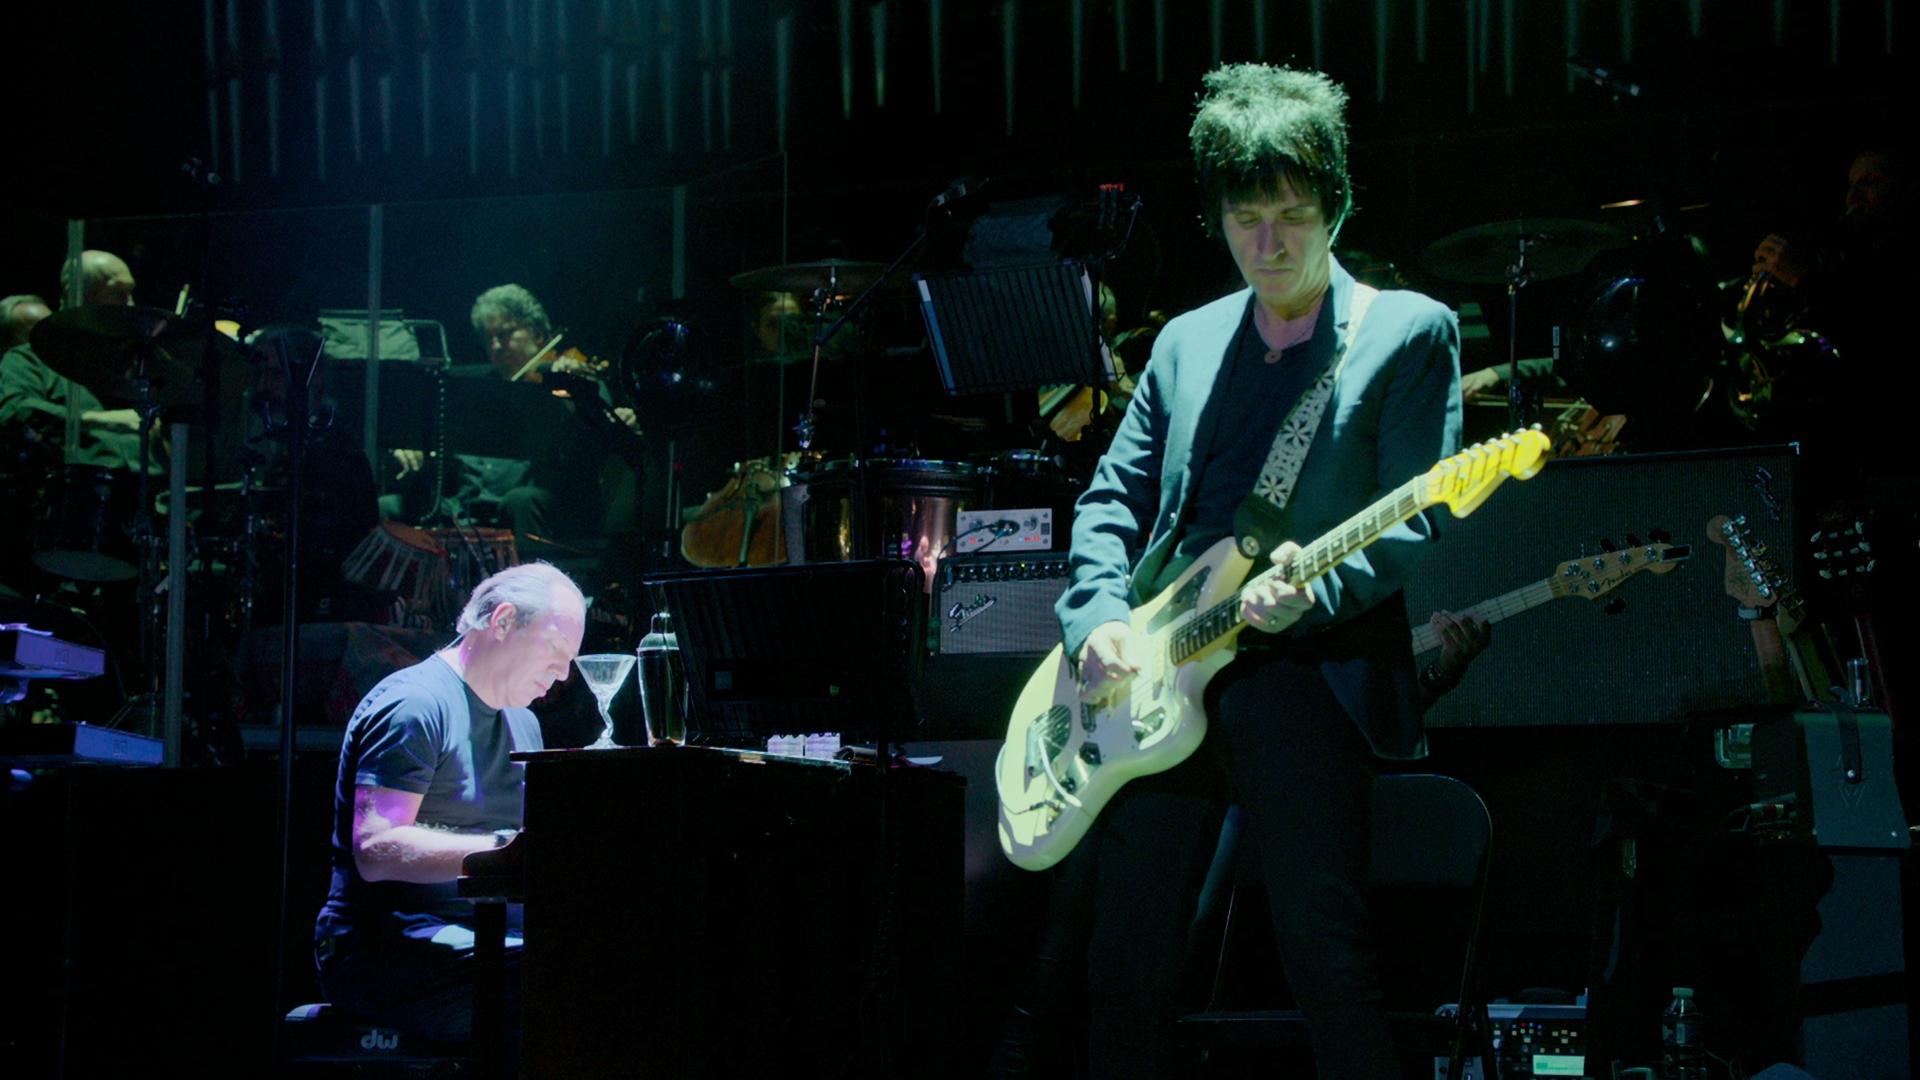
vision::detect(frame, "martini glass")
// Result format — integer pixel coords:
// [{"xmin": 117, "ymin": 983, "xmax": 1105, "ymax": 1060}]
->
[{"xmin": 575, "ymin": 653, "xmax": 638, "ymax": 749}]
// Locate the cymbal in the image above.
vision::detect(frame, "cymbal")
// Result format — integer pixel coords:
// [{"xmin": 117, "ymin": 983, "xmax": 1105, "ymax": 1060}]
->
[
  {"xmin": 30, "ymin": 305, "xmax": 249, "ymax": 413},
  {"xmin": 729, "ymin": 259, "xmax": 889, "ymax": 295},
  {"xmin": 1421, "ymin": 218, "xmax": 1628, "ymax": 285}
]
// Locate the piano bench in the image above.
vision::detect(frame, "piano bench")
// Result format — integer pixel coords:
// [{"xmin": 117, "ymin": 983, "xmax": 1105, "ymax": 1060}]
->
[{"xmin": 281, "ymin": 1003, "xmax": 468, "ymax": 1077}]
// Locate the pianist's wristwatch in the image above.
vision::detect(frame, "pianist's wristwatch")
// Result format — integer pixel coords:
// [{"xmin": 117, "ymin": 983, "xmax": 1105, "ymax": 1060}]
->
[{"xmin": 491, "ymin": 828, "xmax": 519, "ymax": 848}]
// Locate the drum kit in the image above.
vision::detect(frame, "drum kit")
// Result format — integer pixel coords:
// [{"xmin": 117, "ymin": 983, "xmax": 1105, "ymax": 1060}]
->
[
  {"xmin": 0, "ymin": 304, "xmax": 269, "ymax": 746},
  {"xmin": 677, "ymin": 258, "xmax": 1091, "ymax": 591},
  {"xmin": 1418, "ymin": 211, "xmax": 1738, "ymax": 448},
  {"xmin": 17, "ymin": 307, "xmax": 256, "ymax": 591}
]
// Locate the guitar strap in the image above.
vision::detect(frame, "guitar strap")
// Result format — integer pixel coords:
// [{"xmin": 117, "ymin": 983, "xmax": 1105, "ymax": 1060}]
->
[{"xmin": 1236, "ymin": 283, "xmax": 1378, "ymax": 558}]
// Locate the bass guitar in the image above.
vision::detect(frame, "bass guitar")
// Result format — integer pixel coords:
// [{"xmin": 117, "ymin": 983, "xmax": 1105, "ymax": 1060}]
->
[{"xmin": 1409, "ymin": 535, "xmax": 1689, "ymax": 657}]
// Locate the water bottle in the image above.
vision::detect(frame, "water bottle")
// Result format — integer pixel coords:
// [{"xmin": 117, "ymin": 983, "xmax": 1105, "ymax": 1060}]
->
[{"xmin": 1660, "ymin": 986, "xmax": 1708, "ymax": 1080}]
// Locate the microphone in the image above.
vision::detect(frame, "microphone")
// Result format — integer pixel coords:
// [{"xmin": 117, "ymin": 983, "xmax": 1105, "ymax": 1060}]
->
[{"xmin": 1567, "ymin": 60, "xmax": 1645, "ymax": 98}]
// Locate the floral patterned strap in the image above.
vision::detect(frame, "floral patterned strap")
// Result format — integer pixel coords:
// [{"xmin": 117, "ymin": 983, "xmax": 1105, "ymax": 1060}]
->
[{"xmin": 1251, "ymin": 284, "xmax": 1379, "ymax": 512}]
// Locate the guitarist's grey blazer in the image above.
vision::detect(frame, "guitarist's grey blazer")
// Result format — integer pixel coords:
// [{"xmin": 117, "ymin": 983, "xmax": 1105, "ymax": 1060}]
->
[{"xmin": 1055, "ymin": 257, "xmax": 1463, "ymax": 760}]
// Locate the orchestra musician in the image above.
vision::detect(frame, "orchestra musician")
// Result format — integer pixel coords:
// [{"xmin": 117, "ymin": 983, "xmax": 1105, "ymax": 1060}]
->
[
  {"xmin": 1743, "ymin": 145, "xmax": 1906, "ymax": 485},
  {"xmin": 386, "ymin": 283, "xmax": 639, "ymax": 546},
  {"xmin": 1, "ymin": 294, "xmax": 50, "ymax": 350},
  {"xmin": 0, "ymin": 251, "xmax": 155, "ymax": 473},
  {"xmin": 313, "ymin": 561, "xmax": 585, "ymax": 1045},
  {"xmin": 1052, "ymin": 63, "xmax": 1461, "ymax": 1077}
]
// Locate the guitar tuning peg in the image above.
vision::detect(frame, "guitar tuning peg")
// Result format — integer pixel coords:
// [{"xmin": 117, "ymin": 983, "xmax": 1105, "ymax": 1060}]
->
[
  {"xmin": 1648, "ymin": 528, "xmax": 1671, "ymax": 544},
  {"xmin": 1625, "ymin": 533, "xmax": 1643, "ymax": 548},
  {"xmin": 1599, "ymin": 537, "xmax": 1618, "ymax": 552},
  {"xmin": 1603, "ymin": 597, "xmax": 1627, "ymax": 616}
]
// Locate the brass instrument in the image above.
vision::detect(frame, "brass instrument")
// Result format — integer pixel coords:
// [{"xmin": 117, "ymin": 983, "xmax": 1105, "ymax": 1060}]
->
[{"xmin": 1721, "ymin": 271, "xmax": 1836, "ymax": 431}]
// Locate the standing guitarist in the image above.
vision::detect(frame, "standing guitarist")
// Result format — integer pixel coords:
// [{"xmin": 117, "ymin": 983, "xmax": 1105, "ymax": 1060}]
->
[{"xmin": 1056, "ymin": 64, "xmax": 1461, "ymax": 1077}]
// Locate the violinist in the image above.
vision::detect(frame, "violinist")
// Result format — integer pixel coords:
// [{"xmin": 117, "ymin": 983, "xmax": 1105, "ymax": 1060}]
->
[{"xmin": 387, "ymin": 284, "xmax": 638, "ymax": 546}]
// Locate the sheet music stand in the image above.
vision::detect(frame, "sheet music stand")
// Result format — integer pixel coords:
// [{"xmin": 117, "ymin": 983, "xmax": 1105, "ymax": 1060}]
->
[
  {"xmin": 915, "ymin": 260, "xmax": 1117, "ymax": 395},
  {"xmin": 645, "ymin": 560, "xmax": 925, "ymax": 751}
]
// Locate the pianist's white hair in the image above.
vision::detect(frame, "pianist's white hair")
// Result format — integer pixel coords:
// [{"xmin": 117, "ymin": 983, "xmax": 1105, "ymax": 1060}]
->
[{"xmin": 455, "ymin": 561, "xmax": 582, "ymax": 636}]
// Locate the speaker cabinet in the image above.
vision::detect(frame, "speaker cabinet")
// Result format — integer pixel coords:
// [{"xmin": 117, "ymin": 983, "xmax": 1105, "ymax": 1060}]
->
[{"xmin": 1403, "ymin": 445, "xmax": 1801, "ymax": 727}]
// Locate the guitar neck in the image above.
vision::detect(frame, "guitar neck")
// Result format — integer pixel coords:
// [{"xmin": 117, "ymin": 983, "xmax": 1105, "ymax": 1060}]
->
[
  {"xmin": 1748, "ymin": 616, "xmax": 1799, "ymax": 706},
  {"xmin": 1171, "ymin": 476, "xmax": 1427, "ymax": 665},
  {"xmin": 1408, "ymin": 577, "xmax": 1556, "ymax": 655},
  {"xmin": 1289, "ymin": 478, "xmax": 1427, "ymax": 587}
]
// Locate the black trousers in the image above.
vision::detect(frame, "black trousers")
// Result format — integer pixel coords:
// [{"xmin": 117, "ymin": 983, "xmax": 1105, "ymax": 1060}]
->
[{"xmin": 1079, "ymin": 649, "xmax": 1401, "ymax": 1079}]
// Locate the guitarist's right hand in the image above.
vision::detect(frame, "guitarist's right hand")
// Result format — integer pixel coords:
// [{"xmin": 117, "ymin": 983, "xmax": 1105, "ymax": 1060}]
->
[{"xmin": 1078, "ymin": 621, "xmax": 1142, "ymax": 704}]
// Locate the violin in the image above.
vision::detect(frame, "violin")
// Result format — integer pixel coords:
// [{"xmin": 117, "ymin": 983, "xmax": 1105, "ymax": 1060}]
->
[
  {"xmin": 544, "ymin": 345, "xmax": 611, "ymax": 379},
  {"xmin": 510, "ymin": 330, "xmax": 610, "ymax": 385},
  {"xmin": 522, "ymin": 340, "xmax": 645, "ymax": 441}
]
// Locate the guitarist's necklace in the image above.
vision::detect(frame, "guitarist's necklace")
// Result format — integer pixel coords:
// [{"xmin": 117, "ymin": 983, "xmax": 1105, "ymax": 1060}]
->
[{"xmin": 1255, "ymin": 295, "xmax": 1323, "ymax": 364}]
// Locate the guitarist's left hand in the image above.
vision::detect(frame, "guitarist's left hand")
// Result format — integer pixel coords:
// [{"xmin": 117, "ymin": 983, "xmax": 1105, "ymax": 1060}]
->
[{"xmin": 1242, "ymin": 541, "xmax": 1315, "ymax": 634}]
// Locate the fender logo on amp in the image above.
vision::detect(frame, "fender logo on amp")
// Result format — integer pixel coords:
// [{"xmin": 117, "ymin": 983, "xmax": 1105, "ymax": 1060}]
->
[{"xmin": 946, "ymin": 593, "xmax": 998, "ymax": 633}]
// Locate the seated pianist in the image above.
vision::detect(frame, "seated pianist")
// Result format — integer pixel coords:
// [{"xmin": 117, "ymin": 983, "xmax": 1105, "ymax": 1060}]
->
[{"xmin": 312, "ymin": 562, "xmax": 585, "ymax": 1043}]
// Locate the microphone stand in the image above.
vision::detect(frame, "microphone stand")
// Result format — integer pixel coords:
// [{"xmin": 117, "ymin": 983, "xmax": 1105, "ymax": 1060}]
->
[
  {"xmin": 1505, "ymin": 234, "xmax": 1535, "ymax": 433},
  {"xmin": 262, "ymin": 328, "xmax": 325, "ymax": 1069}
]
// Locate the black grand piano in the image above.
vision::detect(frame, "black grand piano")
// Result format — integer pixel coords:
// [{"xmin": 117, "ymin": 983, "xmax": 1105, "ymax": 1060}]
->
[{"xmin": 461, "ymin": 744, "xmax": 964, "ymax": 1079}]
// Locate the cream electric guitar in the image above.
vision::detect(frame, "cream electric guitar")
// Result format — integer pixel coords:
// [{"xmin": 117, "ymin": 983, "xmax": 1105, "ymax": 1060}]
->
[
  {"xmin": 1408, "ymin": 537, "xmax": 1691, "ymax": 657},
  {"xmin": 996, "ymin": 429, "xmax": 1553, "ymax": 871}
]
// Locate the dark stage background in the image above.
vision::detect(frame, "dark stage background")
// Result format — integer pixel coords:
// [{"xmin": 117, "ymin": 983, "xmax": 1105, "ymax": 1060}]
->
[{"xmin": 5, "ymin": 2, "xmax": 1912, "ymax": 1077}]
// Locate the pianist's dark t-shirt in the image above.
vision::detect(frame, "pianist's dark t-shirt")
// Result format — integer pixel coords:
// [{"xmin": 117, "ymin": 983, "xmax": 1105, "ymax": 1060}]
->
[{"xmin": 315, "ymin": 654, "xmax": 543, "ymax": 941}]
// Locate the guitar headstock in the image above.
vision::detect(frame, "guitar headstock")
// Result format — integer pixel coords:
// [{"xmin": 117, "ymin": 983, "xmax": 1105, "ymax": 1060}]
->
[
  {"xmin": 1547, "ymin": 537, "xmax": 1693, "ymax": 602},
  {"xmin": 1422, "ymin": 428, "xmax": 1553, "ymax": 517},
  {"xmin": 1706, "ymin": 513, "xmax": 1790, "ymax": 610}
]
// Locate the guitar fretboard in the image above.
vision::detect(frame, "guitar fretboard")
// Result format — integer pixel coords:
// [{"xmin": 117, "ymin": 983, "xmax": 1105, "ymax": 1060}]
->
[
  {"xmin": 1168, "ymin": 479, "xmax": 1427, "ymax": 666},
  {"xmin": 1407, "ymin": 578, "xmax": 1556, "ymax": 654}
]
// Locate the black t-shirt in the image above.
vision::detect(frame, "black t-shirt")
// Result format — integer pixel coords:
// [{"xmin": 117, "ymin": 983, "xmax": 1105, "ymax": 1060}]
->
[
  {"xmin": 1166, "ymin": 299, "xmax": 1332, "ymax": 584},
  {"xmin": 315, "ymin": 654, "xmax": 543, "ymax": 940}
]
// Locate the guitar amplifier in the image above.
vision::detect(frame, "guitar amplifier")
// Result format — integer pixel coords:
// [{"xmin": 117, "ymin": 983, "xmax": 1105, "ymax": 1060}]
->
[{"xmin": 933, "ymin": 551, "xmax": 1073, "ymax": 657}]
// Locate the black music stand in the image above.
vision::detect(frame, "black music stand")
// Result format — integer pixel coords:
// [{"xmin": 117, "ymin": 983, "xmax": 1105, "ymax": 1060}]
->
[
  {"xmin": 916, "ymin": 260, "xmax": 1118, "ymax": 396},
  {"xmin": 645, "ymin": 560, "xmax": 924, "ymax": 752}
]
